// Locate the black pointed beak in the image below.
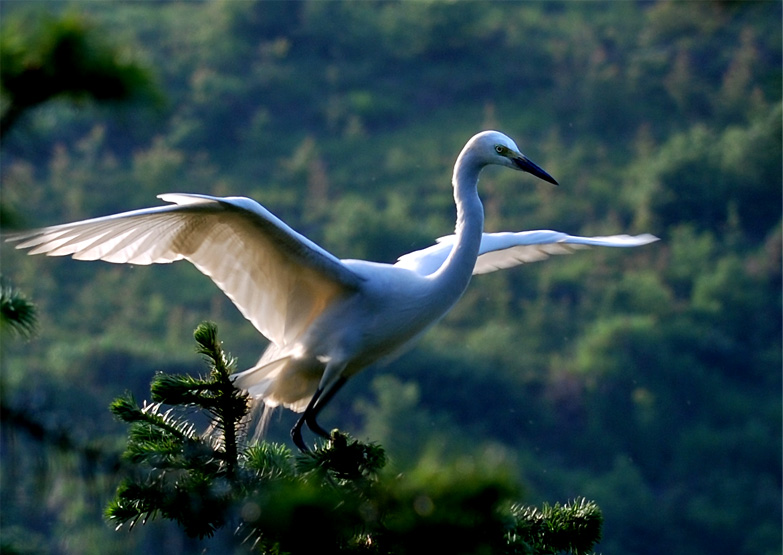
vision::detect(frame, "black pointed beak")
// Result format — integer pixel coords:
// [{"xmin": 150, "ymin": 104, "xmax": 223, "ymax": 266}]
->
[{"xmin": 512, "ymin": 154, "xmax": 559, "ymax": 185}]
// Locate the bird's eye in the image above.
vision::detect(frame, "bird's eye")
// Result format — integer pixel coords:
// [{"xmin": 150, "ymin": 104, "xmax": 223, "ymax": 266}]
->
[{"xmin": 495, "ymin": 145, "xmax": 506, "ymax": 155}]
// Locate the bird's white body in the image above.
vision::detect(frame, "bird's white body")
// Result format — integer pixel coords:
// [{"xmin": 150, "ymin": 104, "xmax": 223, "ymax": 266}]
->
[
  {"xmin": 237, "ymin": 131, "xmax": 495, "ymax": 411},
  {"xmin": 6, "ymin": 131, "xmax": 657, "ymax": 448},
  {"xmin": 254, "ymin": 262, "xmax": 441, "ymax": 410}
]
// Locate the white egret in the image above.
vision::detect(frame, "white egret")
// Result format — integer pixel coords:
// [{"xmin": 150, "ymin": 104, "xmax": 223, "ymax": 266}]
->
[{"xmin": 5, "ymin": 131, "xmax": 657, "ymax": 450}]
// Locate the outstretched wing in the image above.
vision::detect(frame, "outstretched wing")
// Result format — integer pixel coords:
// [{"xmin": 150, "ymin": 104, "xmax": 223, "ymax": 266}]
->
[
  {"xmin": 395, "ymin": 230, "xmax": 659, "ymax": 276},
  {"xmin": 5, "ymin": 194, "xmax": 363, "ymax": 346}
]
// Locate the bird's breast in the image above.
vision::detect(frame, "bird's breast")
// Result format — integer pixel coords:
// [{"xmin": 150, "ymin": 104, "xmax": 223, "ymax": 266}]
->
[{"xmin": 306, "ymin": 261, "xmax": 449, "ymax": 371}]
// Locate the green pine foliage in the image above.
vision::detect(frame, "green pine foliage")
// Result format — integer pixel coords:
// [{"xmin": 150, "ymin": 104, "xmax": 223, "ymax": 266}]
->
[
  {"xmin": 507, "ymin": 498, "xmax": 603, "ymax": 555},
  {"xmin": 106, "ymin": 322, "xmax": 247, "ymax": 537},
  {"xmin": 107, "ymin": 323, "xmax": 601, "ymax": 555},
  {"xmin": 0, "ymin": 282, "xmax": 37, "ymax": 337}
]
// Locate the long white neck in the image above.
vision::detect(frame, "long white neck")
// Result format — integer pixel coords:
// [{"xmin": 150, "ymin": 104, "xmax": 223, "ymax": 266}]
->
[{"xmin": 429, "ymin": 146, "xmax": 485, "ymax": 307}]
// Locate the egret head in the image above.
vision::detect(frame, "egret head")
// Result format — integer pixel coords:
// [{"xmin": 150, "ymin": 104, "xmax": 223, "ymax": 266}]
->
[{"xmin": 466, "ymin": 130, "xmax": 558, "ymax": 185}]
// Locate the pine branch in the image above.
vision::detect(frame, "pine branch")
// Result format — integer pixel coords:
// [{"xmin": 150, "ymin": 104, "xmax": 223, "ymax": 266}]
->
[
  {"xmin": 108, "ymin": 474, "xmax": 230, "ymax": 538},
  {"xmin": 243, "ymin": 442, "xmax": 296, "ymax": 479},
  {"xmin": 149, "ymin": 323, "xmax": 248, "ymax": 475},
  {"xmin": 0, "ymin": 283, "xmax": 37, "ymax": 338},
  {"xmin": 506, "ymin": 497, "xmax": 603, "ymax": 555},
  {"xmin": 194, "ymin": 321, "xmax": 247, "ymax": 478},
  {"xmin": 107, "ymin": 323, "xmax": 250, "ymax": 539},
  {"xmin": 296, "ymin": 430, "xmax": 387, "ymax": 482},
  {"xmin": 110, "ymin": 395, "xmax": 218, "ymax": 472},
  {"xmin": 110, "ymin": 396, "xmax": 197, "ymax": 441}
]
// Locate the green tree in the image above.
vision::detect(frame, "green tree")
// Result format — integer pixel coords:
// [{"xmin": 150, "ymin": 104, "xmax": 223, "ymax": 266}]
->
[
  {"xmin": 0, "ymin": 11, "xmax": 158, "ymax": 137},
  {"xmin": 108, "ymin": 323, "xmax": 603, "ymax": 554}
]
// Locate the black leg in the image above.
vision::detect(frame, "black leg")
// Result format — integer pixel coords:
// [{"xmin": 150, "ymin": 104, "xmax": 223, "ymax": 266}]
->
[
  {"xmin": 291, "ymin": 416, "xmax": 308, "ymax": 452},
  {"xmin": 305, "ymin": 376, "xmax": 347, "ymax": 438},
  {"xmin": 291, "ymin": 388, "xmax": 323, "ymax": 452},
  {"xmin": 290, "ymin": 376, "xmax": 348, "ymax": 451}
]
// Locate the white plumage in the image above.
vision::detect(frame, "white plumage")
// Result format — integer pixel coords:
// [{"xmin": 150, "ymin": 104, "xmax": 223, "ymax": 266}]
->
[
  {"xmin": 5, "ymin": 131, "xmax": 657, "ymax": 449},
  {"xmin": 396, "ymin": 230, "xmax": 659, "ymax": 275}
]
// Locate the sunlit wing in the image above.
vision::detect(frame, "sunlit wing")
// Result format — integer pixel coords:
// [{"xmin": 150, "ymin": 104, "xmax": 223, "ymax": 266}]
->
[
  {"xmin": 395, "ymin": 230, "xmax": 659, "ymax": 276},
  {"xmin": 5, "ymin": 194, "xmax": 364, "ymax": 346}
]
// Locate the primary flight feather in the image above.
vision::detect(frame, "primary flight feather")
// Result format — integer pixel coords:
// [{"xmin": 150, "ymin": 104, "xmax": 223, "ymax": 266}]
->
[{"xmin": 5, "ymin": 131, "xmax": 657, "ymax": 450}]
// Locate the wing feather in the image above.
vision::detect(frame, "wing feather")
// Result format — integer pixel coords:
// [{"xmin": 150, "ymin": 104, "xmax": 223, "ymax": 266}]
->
[
  {"xmin": 395, "ymin": 230, "xmax": 659, "ymax": 275},
  {"xmin": 6, "ymin": 194, "xmax": 363, "ymax": 346}
]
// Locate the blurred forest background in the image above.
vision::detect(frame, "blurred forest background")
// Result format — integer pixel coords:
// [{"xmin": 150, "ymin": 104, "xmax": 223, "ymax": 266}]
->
[{"xmin": 0, "ymin": 1, "xmax": 780, "ymax": 554}]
